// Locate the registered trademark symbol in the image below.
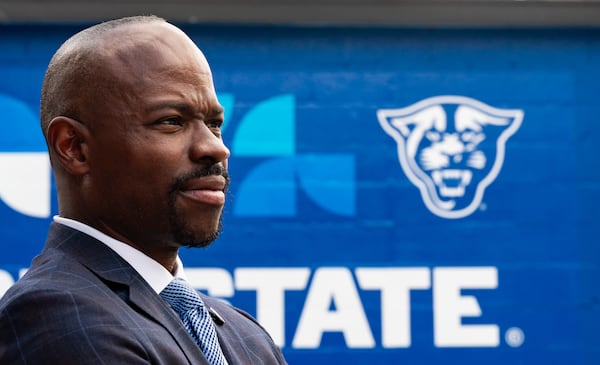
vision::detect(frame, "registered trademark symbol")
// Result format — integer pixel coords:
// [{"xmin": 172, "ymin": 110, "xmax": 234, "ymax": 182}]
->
[
  {"xmin": 505, "ymin": 327, "xmax": 525, "ymax": 347},
  {"xmin": 479, "ymin": 202, "xmax": 487, "ymax": 212}
]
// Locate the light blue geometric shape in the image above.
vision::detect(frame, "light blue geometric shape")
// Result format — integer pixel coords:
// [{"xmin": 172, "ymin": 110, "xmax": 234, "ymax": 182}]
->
[
  {"xmin": 296, "ymin": 155, "xmax": 356, "ymax": 216},
  {"xmin": 0, "ymin": 94, "xmax": 45, "ymax": 152},
  {"xmin": 232, "ymin": 94, "xmax": 295, "ymax": 157},
  {"xmin": 234, "ymin": 157, "xmax": 296, "ymax": 216},
  {"xmin": 217, "ymin": 93, "xmax": 234, "ymax": 133}
]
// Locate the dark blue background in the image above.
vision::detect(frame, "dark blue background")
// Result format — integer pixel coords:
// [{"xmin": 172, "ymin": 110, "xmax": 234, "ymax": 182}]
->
[{"xmin": 0, "ymin": 24, "xmax": 598, "ymax": 364}]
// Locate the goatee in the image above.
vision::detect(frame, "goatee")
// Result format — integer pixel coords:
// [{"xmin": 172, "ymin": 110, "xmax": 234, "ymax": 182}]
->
[{"xmin": 167, "ymin": 164, "xmax": 229, "ymax": 247}]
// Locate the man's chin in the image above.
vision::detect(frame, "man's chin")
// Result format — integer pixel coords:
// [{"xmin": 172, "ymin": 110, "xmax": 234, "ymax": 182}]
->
[
  {"xmin": 168, "ymin": 206, "xmax": 223, "ymax": 248},
  {"xmin": 181, "ymin": 239, "xmax": 215, "ymax": 249},
  {"xmin": 175, "ymin": 224, "xmax": 222, "ymax": 249}
]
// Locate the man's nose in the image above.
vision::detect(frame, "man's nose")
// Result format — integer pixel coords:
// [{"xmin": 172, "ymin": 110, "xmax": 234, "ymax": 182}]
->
[{"xmin": 189, "ymin": 123, "xmax": 231, "ymax": 164}]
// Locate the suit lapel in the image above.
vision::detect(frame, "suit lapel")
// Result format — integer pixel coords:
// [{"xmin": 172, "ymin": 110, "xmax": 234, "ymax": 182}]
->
[
  {"xmin": 127, "ymin": 279, "xmax": 209, "ymax": 365},
  {"xmin": 44, "ymin": 222, "xmax": 209, "ymax": 365}
]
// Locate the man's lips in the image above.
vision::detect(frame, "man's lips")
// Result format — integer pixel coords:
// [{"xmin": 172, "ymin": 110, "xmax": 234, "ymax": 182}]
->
[{"xmin": 179, "ymin": 175, "xmax": 227, "ymax": 205}]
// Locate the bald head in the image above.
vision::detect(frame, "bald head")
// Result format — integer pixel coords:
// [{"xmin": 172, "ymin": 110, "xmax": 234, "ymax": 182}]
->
[
  {"xmin": 40, "ymin": 15, "xmax": 168, "ymax": 138},
  {"xmin": 41, "ymin": 16, "xmax": 228, "ymax": 258}
]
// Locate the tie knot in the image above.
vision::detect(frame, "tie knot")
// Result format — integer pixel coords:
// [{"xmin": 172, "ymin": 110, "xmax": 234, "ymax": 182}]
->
[
  {"xmin": 160, "ymin": 277, "xmax": 204, "ymax": 314},
  {"xmin": 159, "ymin": 278, "xmax": 228, "ymax": 365}
]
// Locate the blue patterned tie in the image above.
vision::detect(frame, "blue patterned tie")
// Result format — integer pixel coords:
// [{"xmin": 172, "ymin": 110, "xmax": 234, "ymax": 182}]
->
[{"xmin": 160, "ymin": 277, "xmax": 228, "ymax": 365}]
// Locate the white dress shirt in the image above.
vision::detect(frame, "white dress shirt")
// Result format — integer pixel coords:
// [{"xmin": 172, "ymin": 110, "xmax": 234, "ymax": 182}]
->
[{"xmin": 53, "ymin": 216, "xmax": 185, "ymax": 294}]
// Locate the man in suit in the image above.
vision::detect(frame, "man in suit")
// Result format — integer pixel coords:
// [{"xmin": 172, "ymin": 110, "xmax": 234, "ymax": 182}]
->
[{"xmin": 0, "ymin": 15, "xmax": 287, "ymax": 364}]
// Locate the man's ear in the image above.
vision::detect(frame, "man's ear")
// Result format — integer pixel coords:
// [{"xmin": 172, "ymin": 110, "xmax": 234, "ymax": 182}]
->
[{"xmin": 46, "ymin": 116, "xmax": 91, "ymax": 175}]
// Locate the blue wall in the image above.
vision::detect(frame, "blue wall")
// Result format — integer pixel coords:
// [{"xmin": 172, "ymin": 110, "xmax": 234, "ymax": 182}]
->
[{"xmin": 0, "ymin": 24, "xmax": 599, "ymax": 364}]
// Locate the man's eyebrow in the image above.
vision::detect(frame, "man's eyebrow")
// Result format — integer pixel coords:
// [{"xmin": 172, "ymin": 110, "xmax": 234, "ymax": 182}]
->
[
  {"xmin": 209, "ymin": 106, "xmax": 225, "ymax": 117},
  {"xmin": 145, "ymin": 101, "xmax": 224, "ymax": 116}
]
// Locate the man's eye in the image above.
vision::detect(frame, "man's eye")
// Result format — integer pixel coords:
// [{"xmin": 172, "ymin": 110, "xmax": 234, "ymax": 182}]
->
[
  {"xmin": 206, "ymin": 120, "xmax": 223, "ymax": 130},
  {"xmin": 160, "ymin": 117, "xmax": 184, "ymax": 126}
]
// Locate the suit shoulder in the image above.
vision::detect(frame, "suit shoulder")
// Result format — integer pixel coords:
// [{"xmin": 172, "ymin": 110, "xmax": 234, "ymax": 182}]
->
[{"xmin": 0, "ymin": 282, "xmax": 151, "ymax": 364}]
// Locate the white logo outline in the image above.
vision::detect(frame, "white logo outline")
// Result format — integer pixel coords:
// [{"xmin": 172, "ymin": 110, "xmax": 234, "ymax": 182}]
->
[
  {"xmin": 0, "ymin": 94, "xmax": 51, "ymax": 218},
  {"xmin": 377, "ymin": 95, "xmax": 523, "ymax": 219}
]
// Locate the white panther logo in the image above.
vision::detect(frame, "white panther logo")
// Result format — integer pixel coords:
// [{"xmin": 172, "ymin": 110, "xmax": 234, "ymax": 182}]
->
[{"xmin": 377, "ymin": 95, "xmax": 523, "ymax": 219}]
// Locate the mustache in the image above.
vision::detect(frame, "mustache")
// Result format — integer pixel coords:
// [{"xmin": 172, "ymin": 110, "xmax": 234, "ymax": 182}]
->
[{"xmin": 170, "ymin": 164, "xmax": 230, "ymax": 193}]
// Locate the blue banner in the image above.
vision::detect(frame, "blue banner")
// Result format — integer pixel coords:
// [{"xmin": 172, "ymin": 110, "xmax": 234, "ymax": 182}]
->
[{"xmin": 0, "ymin": 25, "xmax": 598, "ymax": 364}]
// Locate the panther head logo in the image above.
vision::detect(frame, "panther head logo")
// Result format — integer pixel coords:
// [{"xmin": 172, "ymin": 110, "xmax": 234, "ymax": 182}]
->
[{"xmin": 377, "ymin": 96, "xmax": 523, "ymax": 219}]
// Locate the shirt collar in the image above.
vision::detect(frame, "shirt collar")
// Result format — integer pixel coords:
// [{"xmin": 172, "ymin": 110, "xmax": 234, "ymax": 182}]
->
[{"xmin": 53, "ymin": 215, "xmax": 185, "ymax": 294}]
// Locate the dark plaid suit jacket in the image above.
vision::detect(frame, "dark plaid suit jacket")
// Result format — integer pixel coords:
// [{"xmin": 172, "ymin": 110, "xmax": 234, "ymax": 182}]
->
[{"xmin": 0, "ymin": 222, "xmax": 287, "ymax": 364}]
